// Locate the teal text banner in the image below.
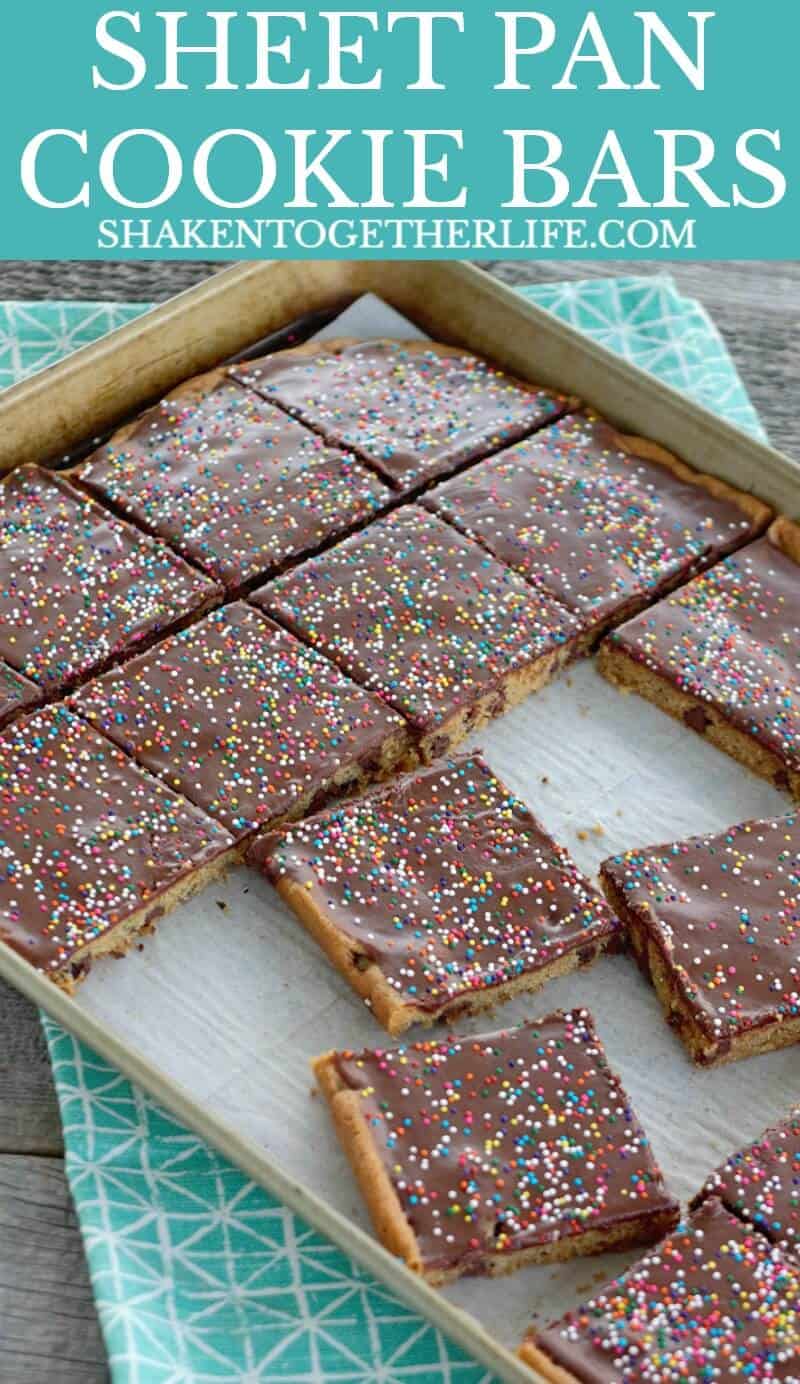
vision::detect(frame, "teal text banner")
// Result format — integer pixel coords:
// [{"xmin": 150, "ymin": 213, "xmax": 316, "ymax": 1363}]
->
[{"xmin": 3, "ymin": 1, "xmax": 797, "ymax": 258}]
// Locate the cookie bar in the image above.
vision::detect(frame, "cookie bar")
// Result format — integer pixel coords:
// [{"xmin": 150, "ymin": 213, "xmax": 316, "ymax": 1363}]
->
[
  {"xmin": 0, "ymin": 465, "xmax": 220, "ymax": 695},
  {"xmin": 600, "ymin": 810, "xmax": 800, "ymax": 1066},
  {"xmin": 520, "ymin": 1198, "xmax": 800, "ymax": 1382},
  {"xmin": 597, "ymin": 519, "xmax": 800, "ymax": 796},
  {"xmin": 313, "ymin": 1010, "xmax": 678, "ymax": 1285},
  {"xmin": 0, "ymin": 704, "xmax": 234, "ymax": 989},
  {"xmin": 75, "ymin": 372, "xmax": 391, "ymax": 596},
  {"xmin": 73, "ymin": 602, "xmax": 412, "ymax": 845},
  {"xmin": 692, "ymin": 1108, "xmax": 800, "ymax": 1257},
  {"xmin": 425, "ymin": 411, "xmax": 769, "ymax": 641},
  {"xmin": 230, "ymin": 338, "xmax": 573, "ymax": 494},
  {"xmin": 251, "ymin": 752, "xmax": 619, "ymax": 1033},
  {"xmin": 0, "ymin": 662, "xmax": 40, "ymax": 728},
  {"xmin": 253, "ymin": 506, "xmax": 586, "ymax": 761}
]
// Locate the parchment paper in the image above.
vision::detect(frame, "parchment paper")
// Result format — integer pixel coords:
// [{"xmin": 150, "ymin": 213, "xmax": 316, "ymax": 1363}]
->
[{"xmin": 74, "ymin": 297, "xmax": 795, "ymax": 1349}]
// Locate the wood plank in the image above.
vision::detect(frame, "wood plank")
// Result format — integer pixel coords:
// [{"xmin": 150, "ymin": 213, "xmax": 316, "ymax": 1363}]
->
[
  {"xmin": 0, "ymin": 259, "xmax": 220, "ymax": 301},
  {"xmin": 0, "ymin": 1154, "xmax": 109, "ymax": 1382},
  {"xmin": 0, "ymin": 979, "xmax": 63, "ymax": 1155}
]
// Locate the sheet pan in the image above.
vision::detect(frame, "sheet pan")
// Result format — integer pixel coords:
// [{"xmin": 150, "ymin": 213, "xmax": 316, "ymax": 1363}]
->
[{"xmin": 0, "ymin": 263, "xmax": 798, "ymax": 1384}]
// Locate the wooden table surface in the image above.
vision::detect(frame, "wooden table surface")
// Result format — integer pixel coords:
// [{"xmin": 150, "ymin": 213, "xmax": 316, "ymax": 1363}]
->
[{"xmin": 0, "ymin": 259, "xmax": 797, "ymax": 1382}]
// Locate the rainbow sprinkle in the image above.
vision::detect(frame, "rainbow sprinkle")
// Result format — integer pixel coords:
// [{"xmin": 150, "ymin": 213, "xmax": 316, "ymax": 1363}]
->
[
  {"xmin": 73, "ymin": 602, "xmax": 407, "ymax": 840},
  {"xmin": 331, "ymin": 1009, "xmax": 676, "ymax": 1275},
  {"xmin": 256, "ymin": 506, "xmax": 584, "ymax": 736},
  {"xmin": 258, "ymin": 752, "xmax": 618, "ymax": 1017},
  {"xmin": 77, "ymin": 379, "xmax": 390, "ymax": 593},
  {"xmin": 533, "ymin": 1199, "xmax": 800, "ymax": 1382},
  {"xmin": 233, "ymin": 340, "xmax": 568, "ymax": 491}
]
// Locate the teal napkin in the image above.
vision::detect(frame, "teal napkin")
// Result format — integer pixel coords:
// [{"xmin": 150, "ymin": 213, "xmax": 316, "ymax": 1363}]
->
[{"xmin": 1, "ymin": 274, "xmax": 763, "ymax": 1383}]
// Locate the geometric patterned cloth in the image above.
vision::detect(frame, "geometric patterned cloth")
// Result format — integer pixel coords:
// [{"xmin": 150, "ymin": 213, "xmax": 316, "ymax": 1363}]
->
[
  {"xmin": 518, "ymin": 276, "xmax": 765, "ymax": 441},
  {"xmin": 6, "ymin": 275, "xmax": 759, "ymax": 1382},
  {"xmin": 45, "ymin": 1017, "xmax": 490, "ymax": 1384},
  {"xmin": 0, "ymin": 300, "xmax": 149, "ymax": 391}
]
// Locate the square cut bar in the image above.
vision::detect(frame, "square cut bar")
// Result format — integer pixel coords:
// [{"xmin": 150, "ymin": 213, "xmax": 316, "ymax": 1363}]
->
[
  {"xmin": 74, "ymin": 372, "xmax": 392, "ymax": 596},
  {"xmin": 0, "ymin": 704, "xmax": 234, "ymax": 990},
  {"xmin": 253, "ymin": 506, "xmax": 586, "ymax": 762},
  {"xmin": 520, "ymin": 1198, "xmax": 800, "ymax": 1383},
  {"xmin": 600, "ymin": 811, "xmax": 800, "ymax": 1066},
  {"xmin": 597, "ymin": 518, "xmax": 800, "ymax": 797},
  {"xmin": 250, "ymin": 752, "xmax": 620, "ymax": 1034},
  {"xmin": 0, "ymin": 465, "xmax": 220, "ymax": 696},
  {"xmin": 0, "ymin": 662, "xmax": 40, "ymax": 728},
  {"xmin": 424, "ymin": 411, "xmax": 770, "ymax": 642},
  {"xmin": 72, "ymin": 602, "xmax": 412, "ymax": 846},
  {"xmin": 313, "ymin": 1009, "xmax": 678, "ymax": 1286},
  {"xmin": 230, "ymin": 337, "xmax": 574, "ymax": 494},
  {"xmin": 691, "ymin": 1108, "xmax": 800, "ymax": 1257}
]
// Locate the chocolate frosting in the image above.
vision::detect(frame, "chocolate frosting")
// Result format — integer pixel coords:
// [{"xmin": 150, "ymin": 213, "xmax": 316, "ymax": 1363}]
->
[
  {"xmin": 73, "ymin": 603, "xmax": 406, "ymax": 840},
  {"xmin": 256, "ymin": 752, "xmax": 618, "ymax": 1011},
  {"xmin": 0, "ymin": 704, "xmax": 233, "ymax": 974},
  {"xmin": 610, "ymin": 535, "xmax": 800, "ymax": 773},
  {"xmin": 254, "ymin": 506, "xmax": 584, "ymax": 734},
  {"xmin": 78, "ymin": 379, "xmax": 390, "ymax": 593},
  {"xmin": 695, "ymin": 1108, "xmax": 800, "ymax": 1256},
  {"xmin": 0, "ymin": 662, "xmax": 39, "ymax": 728},
  {"xmin": 333, "ymin": 1009, "xmax": 676, "ymax": 1274},
  {"xmin": 600, "ymin": 808, "xmax": 791, "ymax": 1046},
  {"xmin": 231, "ymin": 340, "xmax": 568, "ymax": 492},
  {"xmin": 534, "ymin": 1199, "xmax": 800, "ymax": 1383},
  {"xmin": 425, "ymin": 412, "xmax": 761, "ymax": 625},
  {"xmin": 0, "ymin": 466, "xmax": 219, "ymax": 694},
  {"xmin": 601, "ymin": 811, "xmax": 800, "ymax": 1046}
]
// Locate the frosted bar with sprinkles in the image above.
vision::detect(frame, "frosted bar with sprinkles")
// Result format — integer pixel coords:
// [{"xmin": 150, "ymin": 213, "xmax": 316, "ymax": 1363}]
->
[
  {"xmin": 313, "ymin": 1010, "xmax": 679, "ymax": 1285},
  {"xmin": 254, "ymin": 506, "xmax": 586, "ymax": 762},
  {"xmin": 425, "ymin": 411, "xmax": 769, "ymax": 640},
  {"xmin": 251, "ymin": 752, "xmax": 620, "ymax": 1033},
  {"xmin": 520, "ymin": 1199, "xmax": 800, "ymax": 1383},
  {"xmin": 692, "ymin": 1108, "xmax": 800, "ymax": 1257},
  {"xmin": 0, "ymin": 704, "xmax": 234, "ymax": 989},
  {"xmin": 73, "ymin": 602, "xmax": 412, "ymax": 844},
  {"xmin": 0, "ymin": 465, "xmax": 221, "ymax": 695},
  {"xmin": 600, "ymin": 810, "xmax": 800, "ymax": 1066},
  {"xmin": 75, "ymin": 374, "xmax": 392, "ymax": 595},
  {"xmin": 598, "ymin": 518, "xmax": 800, "ymax": 797},
  {"xmin": 230, "ymin": 338, "xmax": 573, "ymax": 494}
]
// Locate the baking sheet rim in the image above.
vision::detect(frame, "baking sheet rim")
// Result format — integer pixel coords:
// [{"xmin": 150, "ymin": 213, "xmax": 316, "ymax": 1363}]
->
[{"xmin": 0, "ymin": 260, "xmax": 797, "ymax": 516}]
